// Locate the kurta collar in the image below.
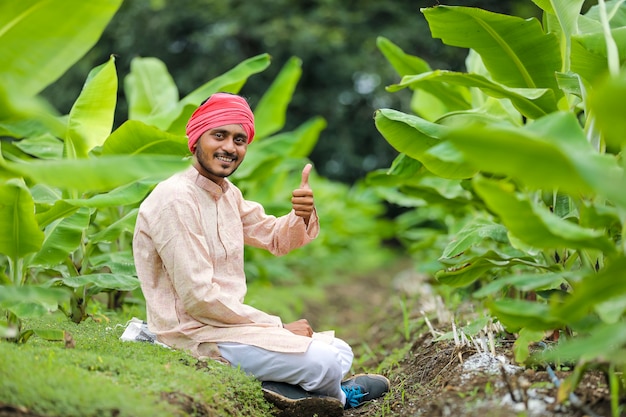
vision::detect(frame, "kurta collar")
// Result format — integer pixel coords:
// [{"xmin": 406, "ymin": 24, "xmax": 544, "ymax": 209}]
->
[{"xmin": 183, "ymin": 167, "xmax": 231, "ymax": 199}]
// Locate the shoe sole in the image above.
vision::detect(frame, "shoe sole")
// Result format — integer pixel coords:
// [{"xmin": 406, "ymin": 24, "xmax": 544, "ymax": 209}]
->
[{"xmin": 262, "ymin": 388, "xmax": 344, "ymax": 417}]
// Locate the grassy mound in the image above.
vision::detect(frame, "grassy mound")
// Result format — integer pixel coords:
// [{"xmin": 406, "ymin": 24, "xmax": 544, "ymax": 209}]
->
[{"xmin": 0, "ymin": 313, "xmax": 273, "ymax": 417}]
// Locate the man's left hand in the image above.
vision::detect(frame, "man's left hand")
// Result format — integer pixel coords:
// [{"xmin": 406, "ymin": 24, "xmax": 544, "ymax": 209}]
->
[
  {"xmin": 292, "ymin": 164, "xmax": 315, "ymax": 226},
  {"xmin": 283, "ymin": 319, "xmax": 314, "ymax": 337}
]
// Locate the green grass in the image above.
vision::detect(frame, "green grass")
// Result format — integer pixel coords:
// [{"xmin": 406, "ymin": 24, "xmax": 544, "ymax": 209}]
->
[{"xmin": 0, "ymin": 311, "xmax": 273, "ymax": 417}]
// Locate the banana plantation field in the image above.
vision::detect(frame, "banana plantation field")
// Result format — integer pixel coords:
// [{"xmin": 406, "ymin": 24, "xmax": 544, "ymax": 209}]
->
[{"xmin": 2, "ymin": 1, "xmax": 626, "ymax": 416}]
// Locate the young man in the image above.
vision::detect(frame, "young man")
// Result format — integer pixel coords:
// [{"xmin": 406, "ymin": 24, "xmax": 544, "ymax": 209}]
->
[{"xmin": 133, "ymin": 93, "xmax": 389, "ymax": 415}]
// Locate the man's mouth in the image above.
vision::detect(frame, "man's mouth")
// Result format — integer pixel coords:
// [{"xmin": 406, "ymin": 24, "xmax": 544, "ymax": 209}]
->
[{"xmin": 216, "ymin": 154, "xmax": 237, "ymax": 163}]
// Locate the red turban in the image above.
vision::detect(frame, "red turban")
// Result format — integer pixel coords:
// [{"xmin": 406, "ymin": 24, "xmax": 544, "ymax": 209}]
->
[{"xmin": 186, "ymin": 93, "xmax": 255, "ymax": 152}]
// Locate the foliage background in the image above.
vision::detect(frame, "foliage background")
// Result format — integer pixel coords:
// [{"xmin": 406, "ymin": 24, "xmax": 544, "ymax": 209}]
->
[
  {"xmin": 42, "ymin": 0, "xmax": 547, "ymax": 184},
  {"xmin": 3, "ymin": 1, "xmax": 624, "ymax": 415}
]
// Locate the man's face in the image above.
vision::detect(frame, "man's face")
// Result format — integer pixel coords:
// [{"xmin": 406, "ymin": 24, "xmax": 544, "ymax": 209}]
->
[{"xmin": 193, "ymin": 124, "xmax": 248, "ymax": 184}]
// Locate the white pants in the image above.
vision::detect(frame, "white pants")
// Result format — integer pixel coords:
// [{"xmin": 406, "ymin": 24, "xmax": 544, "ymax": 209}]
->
[{"xmin": 217, "ymin": 338, "xmax": 353, "ymax": 404}]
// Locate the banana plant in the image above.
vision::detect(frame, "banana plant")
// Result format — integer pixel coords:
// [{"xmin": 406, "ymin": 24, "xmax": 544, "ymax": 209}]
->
[
  {"xmin": 372, "ymin": 0, "xmax": 626, "ymax": 411},
  {"xmin": 0, "ymin": 0, "xmax": 270, "ymax": 333},
  {"xmin": 1, "ymin": 0, "xmax": 124, "ymax": 339}
]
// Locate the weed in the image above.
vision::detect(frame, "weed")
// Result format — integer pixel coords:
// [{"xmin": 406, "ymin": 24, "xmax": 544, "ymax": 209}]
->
[
  {"xmin": 398, "ymin": 296, "xmax": 411, "ymax": 342},
  {"xmin": 484, "ymin": 381, "xmax": 494, "ymax": 396}
]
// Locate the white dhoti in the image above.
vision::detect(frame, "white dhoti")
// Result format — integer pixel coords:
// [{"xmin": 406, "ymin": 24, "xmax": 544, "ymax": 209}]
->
[{"xmin": 217, "ymin": 337, "xmax": 353, "ymax": 404}]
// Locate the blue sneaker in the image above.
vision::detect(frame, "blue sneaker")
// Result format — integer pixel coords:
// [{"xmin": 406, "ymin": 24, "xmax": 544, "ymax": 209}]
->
[{"xmin": 341, "ymin": 374, "xmax": 390, "ymax": 409}]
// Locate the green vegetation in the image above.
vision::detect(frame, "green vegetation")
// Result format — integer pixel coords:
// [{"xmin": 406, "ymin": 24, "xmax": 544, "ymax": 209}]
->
[
  {"xmin": 43, "ymin": 0, "xmax": 540, "ymax": 184},
  {"xmin": 0, "ymin": 0, "xmax": 391, "ymax": 342},
  {"xmin": 0, "ymin": 312, "xmax": 272, "ymax": 417},
  {"xmin": 2, "ymin": 0, "xmax": 626, "ymax": 415},
  {"xmin": 0, "ymin": 2, "xmax": 394, "ymax": 412},
  {"xmin": 371, "ymin": 0, "xmax": 626, "ymax": 412}
]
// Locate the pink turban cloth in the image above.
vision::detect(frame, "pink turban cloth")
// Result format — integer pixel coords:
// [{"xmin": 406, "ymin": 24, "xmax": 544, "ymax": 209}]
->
[{"xmin": 186, "ymin": 93, "xmax": 255, "ymax": 152}]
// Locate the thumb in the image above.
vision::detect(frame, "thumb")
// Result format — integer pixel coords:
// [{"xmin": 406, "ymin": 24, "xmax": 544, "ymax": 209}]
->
[{"xmin": 300, "ymin": 163, "xmax": 312, "ymax": 189}]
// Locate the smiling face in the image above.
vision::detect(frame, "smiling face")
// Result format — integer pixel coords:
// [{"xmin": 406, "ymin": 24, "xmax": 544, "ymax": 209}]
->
[{"xmin": 192, "ymin": 124, "xmax": 249, "ymax": 185}]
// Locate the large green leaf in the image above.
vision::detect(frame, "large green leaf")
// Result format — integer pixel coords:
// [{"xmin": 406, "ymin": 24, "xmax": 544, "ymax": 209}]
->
[
  {"xmin": 89, "ymin": 251, "xmax": 136, "ymax": 275},
  {"xmin": 126, "ymin": 54, "xmax": 271, "ymax": 133},
  {"xmin": 35, "ymin": 200, "xmax": 79, "ymax": 230},
  {"xmin": 6, "ymin": 155, "xmax": 190, "ymax": 193},
  {"xmin": 537, "ymin": 321, "xmax": 626, "ymax": 365},
  {"xmin": 0, "ymin": 285, "xmax": 69, "ymax": 307},
  {"xmin": 101, "ymin": 120, "xmax": 188, "ymax": 156},
  {"xmin": 579, "ymin": 200, "xmax": 622, "ymax": 230},
  {"xmin": 237, "ymin": 117, "xmax": 326, "ymax": 180},
  {"xmin": 28, "ymin": 208, "xmax": 91, "ymax": 268},
  {"xmin": 376, "ymin": 36, "xmax": 431, "ymax": 77},
  {"xmin": 374, "ymin": 109, "xmax": 476, "ymax": 179},
  {"xmin": 473, "ymin": 176, "xmax": 616, "ymax": 253},
  {"xmin": 286, "ymin": 117, "xmax": 326, "ymax": 159},
  {"xmin": 571, "ymin": 27, "xmax": 626, "ymax": 83},
  {"xmin": 51, "ymin": 274, "xmax": 140, "ymax": 292},
  {"xmin": 532, "ymin": 0, "xmax": 585, "ymax": 70},
  {"xmin": 375, "ymin": 109, "xmax": 445, "ymax": 152},
  {"xmin": 253, "ymin": 57, "xmax": 302, "ymax": 140},
  {"xmin": 585, "ymin": 0, "xmax": 626, "ymax": 28},
  {"xmin": 376, "ymin": 37, "xmax": 471, "ymax": 119},
  {"xmin": 180, "ymin": 54, "xmax": 272, "ymax": 107},
  {"xmin": 401, "ymin": 175, "xmax": 472, "ymax": 204},
  {"xmin": 446, "ymin": 112, "xmax": 626, "ymax": 207},
  {"xmin": 89, "ymin": 210, "xmax": 138, "ymax": 245},
  {"xmin": 0, "ymin": 179, "xmax": 44, "ymax": 260},
  {"xmin": 473, "ymin": 271, "xmax": 574, "ymax": 298},
  {"xmin": 390, "ymin": 70, "xmax": 558, "ymax": 119},
  {"xmin": 366, "ymin": 154, "xmax": 423, "ymax": 188},
  {"xmin": 65, "ymin": 182, "xmax": 154, "ymax": 209},
  {"xmin": 66, "ymin": 56, "xmax": 118, "ymax": 159},
  {"xmin": 0, "ymin": 0, "xmax": 123, "ymax": 96},
  {"xmin": 436, "ymin": 249, "xmax": 553, "ymax": 288},
  {"xmin": 589, "ymin": 70, "xmax": 626, "ymax": 148},
  {"xmin": 487, "ymin": 299, "xmax": 564, "ymax": 332},
  {"xmin": 422, "ymin": 6, "xmax": 562, "ymax": 91},
  {"xmin": 125, "ymin": 57, "xmax": 179, "ymax": 122},
  {"xmin": 570, "ymin": 35, "xmax": 614, "ymax": 84},
  {"xmin": 13, "ymin": 134, "xmax": 64, "ymax": 160},
  {"xmin": 553, "ymin": 256, "xmax": 626, "ymax": 323},
  {"xmin": 441, "ymin": 217, "xmax": 509, "ymax": 259}
]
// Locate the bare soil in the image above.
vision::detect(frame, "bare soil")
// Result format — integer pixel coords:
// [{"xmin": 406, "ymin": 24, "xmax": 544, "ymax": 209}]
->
[{"xmin": 304, "ymin": 265, "xmax": 620, "ymax": 417}]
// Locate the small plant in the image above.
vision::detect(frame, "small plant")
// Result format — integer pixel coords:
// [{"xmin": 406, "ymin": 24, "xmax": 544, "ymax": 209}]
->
[
  {"xmin": 484, "ymin": 381, "xmax": 494, "ymax": 396},
  {"xmin": 399, "ymin": 296, "xmax": 412, "ymax": 342}
]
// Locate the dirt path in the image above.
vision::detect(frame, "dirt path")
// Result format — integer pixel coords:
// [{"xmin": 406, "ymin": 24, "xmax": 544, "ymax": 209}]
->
[{"xmin": 304, "ymin": 264, "xmax": 617, "ymax": 417}]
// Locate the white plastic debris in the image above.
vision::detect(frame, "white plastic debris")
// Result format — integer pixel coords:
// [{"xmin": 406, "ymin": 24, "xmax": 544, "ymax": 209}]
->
[{"xmin": 461, "ymin": 352, "xmax": 521, "ymax": 379}]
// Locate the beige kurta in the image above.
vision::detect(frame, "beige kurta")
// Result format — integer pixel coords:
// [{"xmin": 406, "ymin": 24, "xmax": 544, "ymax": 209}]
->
[{"xmin": 133, "ymin": 167, "xmax": 323, "ymax": 358}]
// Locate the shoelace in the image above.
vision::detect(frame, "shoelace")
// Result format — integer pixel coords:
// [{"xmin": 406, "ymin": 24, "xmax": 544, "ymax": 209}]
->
[{"xmin": 341, "ymin": 384, "xmax": 368, "ymax": 408}]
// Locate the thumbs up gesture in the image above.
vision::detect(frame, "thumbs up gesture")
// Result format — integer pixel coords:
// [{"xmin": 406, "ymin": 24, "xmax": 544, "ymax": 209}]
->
[{"xmin": 292, "ymin": 164, "xmax": 315, "ymax": 225}]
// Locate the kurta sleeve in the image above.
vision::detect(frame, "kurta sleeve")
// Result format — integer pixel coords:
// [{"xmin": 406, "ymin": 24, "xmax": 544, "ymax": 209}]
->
[
  {"xmin": 150, "ymin": 197, "xmax": 281, "ymax": 327},
  {"xmin": 238, "ymin": 195, "xmax": 320, "ymax": 255}
]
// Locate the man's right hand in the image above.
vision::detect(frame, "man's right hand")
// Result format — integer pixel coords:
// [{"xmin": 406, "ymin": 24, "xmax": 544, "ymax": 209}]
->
[
  {"xmin": 291, "ymin": 164, "xmax": 315, "ymax": 226},
  {"xmin": 283, "ymin": 319, "xmax": 314, "ymax": 337}
]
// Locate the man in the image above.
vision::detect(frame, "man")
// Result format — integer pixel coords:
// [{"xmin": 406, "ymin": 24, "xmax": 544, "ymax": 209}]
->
[{"xmin": 133, "ymin": 92, "xmax": 389, "ymax": 415}]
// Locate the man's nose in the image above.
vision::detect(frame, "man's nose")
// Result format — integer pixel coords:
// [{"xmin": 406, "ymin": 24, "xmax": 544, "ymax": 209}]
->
[{"xmin": 222, "ymin": 137, "xmax": 237, "ymax": 152}]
